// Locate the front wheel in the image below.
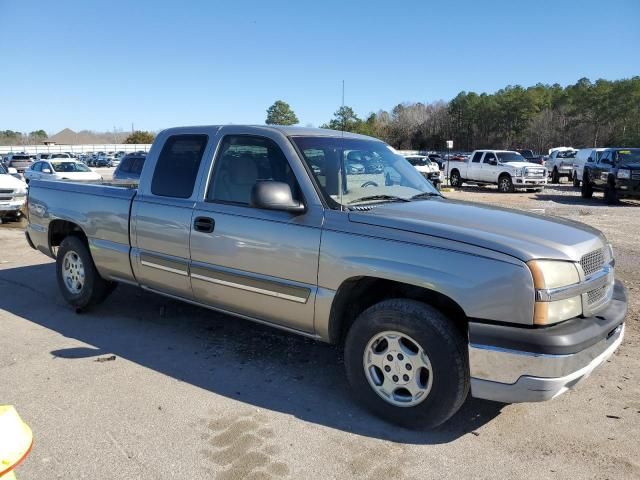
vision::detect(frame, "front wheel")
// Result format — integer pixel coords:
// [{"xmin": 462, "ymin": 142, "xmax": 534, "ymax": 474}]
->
[
  {"xmin": 605, "ymin": 184, "xmax": 619, "ymax": 205},
  {"xmin": 344, "ymin": 299, "xmax": 469, "ymax": 429},
  {"xmin": 581, "ymin": 175, "xmax": 593, "ymax": 199},
  {"xmin": 551, "ymin": 168, "xmax": 560, "ymax": 184},
  {"xmin": 498, "ymin": 175, "xmax": 514, "ymax": 193},
  {"xmin": 572, "ymin": 173, "xmax": 581, "ymax": 188},
  {"xmin": 56, "ymin": 236, "xmax": 116, "ymax": 309}
]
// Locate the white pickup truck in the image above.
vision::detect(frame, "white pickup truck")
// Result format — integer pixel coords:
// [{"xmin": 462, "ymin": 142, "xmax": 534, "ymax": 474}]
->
[{"xmin": 447, "ymin": 150, "xmax": 547, "ymax": 192}]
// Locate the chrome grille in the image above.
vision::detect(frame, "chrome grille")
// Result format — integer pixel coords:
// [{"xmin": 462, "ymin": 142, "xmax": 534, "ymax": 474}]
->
[
  {"xmin": 0, "ymin": 189, "xmax": 14, "ymax": 194},
  {"xmin": 526, "ymin": 168, "xmax": 545, "ymax": 177},
  {"xmin": 581, "ymin": 248, "xmax": 605, "ymax": 277},
  {"xmin": 587, "ymin": 284, "xmax": 607, "ymax": 305}
]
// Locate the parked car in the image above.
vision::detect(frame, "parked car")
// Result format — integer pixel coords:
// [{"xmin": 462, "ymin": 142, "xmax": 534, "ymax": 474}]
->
[
  {"xmin": 24, "ymin": 159, "xmax": 103, "ymax": 183},
  {"xmin": 572, "ymin": 148, "xmax": 606, "ymax": 187},
  {"xmin": 0, "ymin": 163, "xmax": 27, "ymax": 220},
  {"xmin": 546, "ymin": 148, "xmax": 577, "ymax": 183},
  {"xmin": 26, "ymin": 125, "xmax": 626, "ymax": 428},
  {"xmin": 3, "ymin": 154, "xmax": 33, "ymax": 175},
  {"xmin": 94, "ymin": 155, "xmax": 114, "ymax": 167},
  {"xmin": 515, "ymin": 149, "xmax": 545, "ymax": 165},
  {"xmin": 112, "ymin": 153, "xmax": 146, "ymax": 185},
  {"xmin": 405, "ymin": 155, "xmax": 441, "ymax": 188},
  {"xmin": 345, "ymin": 152, "xmax": 366, "ymax": 174},
  {"xmin": 427, "ymin": 154, "xmax": 444, "ymax": 169},
  {"xmin": 447, "ymin": 150, "xmax": 547, "ymax": 192},
  {"xmin": 581, "ymin": 148, "xmax": 640, "ymax": 204}
]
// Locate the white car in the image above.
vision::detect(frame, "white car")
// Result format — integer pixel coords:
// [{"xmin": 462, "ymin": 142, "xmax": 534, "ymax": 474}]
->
[
  {"xmin": 571, "ymin": 148, "xmax": 606, "ymax": 187},
  {"xmin": 447, "ymin": 150, "xmax": 547, "ymax": 192},
  {"xmin": 0, "ymin": 164, "xmax": 28, "ymax": 219},
  {"xmin": 404, "ymin": 155, "xmax": 442, "ymax": 186},
  {"xmin": 24, "ymin": 160, "xmax": 103, "ymax": 184}
]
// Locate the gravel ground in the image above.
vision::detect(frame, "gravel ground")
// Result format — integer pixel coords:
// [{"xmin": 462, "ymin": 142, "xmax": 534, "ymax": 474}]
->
[{"xmin": 0, "ymin": 180, "xmax": 639, "ymax": 479}]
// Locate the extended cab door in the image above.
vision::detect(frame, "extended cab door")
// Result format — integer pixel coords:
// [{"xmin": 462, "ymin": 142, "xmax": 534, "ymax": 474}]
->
[
  {"xmin": 467, "ymin": 151, "xmax": 483, "ymax": 181},
  {"xmin": 189, "ymin": 128, "xmax": 323, "ymax": 333},
  {"xmin": 592, "ymin": 150, "xmax": 612, "ymax": 188},
  {"xmin": 131, "ymin": 131, "xmax": 213, "ymax": 298}
]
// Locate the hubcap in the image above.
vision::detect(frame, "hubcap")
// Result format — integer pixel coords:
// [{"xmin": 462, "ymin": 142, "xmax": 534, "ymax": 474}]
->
[
  {"xmin": 62, "ymin": 251, "xmax": 85, "ymax": 295},
  {"xmin": 363, "ymin": 331, "xmax": 434, "ymax": 407}
]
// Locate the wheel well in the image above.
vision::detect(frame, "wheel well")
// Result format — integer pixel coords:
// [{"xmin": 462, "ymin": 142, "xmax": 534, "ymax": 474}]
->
[
  {"xmin": 328, "ymin": 276, "xmax": 467, "ymax": 344},
  {"xmin": 450, "ymin": 168, "xmax": 459, "ymax": 176},
  {"xmin": 48, "ymin": 220, "xmax": 88, "ymax": 255},
  {"xmin": 498, "ymin": 172, "xmax": 511, "ymax": 180}
]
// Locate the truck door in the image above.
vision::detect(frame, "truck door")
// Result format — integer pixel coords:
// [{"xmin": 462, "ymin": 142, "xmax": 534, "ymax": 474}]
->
[
  {"xmin": 467, "ymin": 151, "xmax": 483, "ymax": 181},
  {"xmin": 131, "ymin": 133, "xmax": 211, "ymax": 299},
  {"xmin": 189, "ymin": 130, "xmax": 322, "ymax": 333},
  {"xmin": 593, "ymin": 150, "xmax": 612, "ymax": 188},
  {"xmin": 481, "ymin": 152, "xmax": 498, "ymax": 182}
]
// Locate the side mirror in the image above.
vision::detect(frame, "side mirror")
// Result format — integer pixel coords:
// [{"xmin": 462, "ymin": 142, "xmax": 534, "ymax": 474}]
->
[
  {"xmin": 587, "ymin": 157, "xmax": 593, "ymax": 162},
  {"xmin": 251, "ymin": 181, "xmax": 305, "ymax": 214},
  {"xmin": 42, "ymin": 168, "xmax": 52, "ymax": 174},
  {"xmin": 7, "ymin": 167, "xmax": 17, "ymax": 174}
]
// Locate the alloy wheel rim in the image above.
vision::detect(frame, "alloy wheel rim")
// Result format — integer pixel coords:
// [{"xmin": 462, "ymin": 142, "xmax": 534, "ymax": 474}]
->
[
  {"xmin": 62, "ymin": 251, "xmax": 85, "ymax": 295},
  {"xmin": 362, "ymin": 330, "xmax": 434, "ymax": 407}
]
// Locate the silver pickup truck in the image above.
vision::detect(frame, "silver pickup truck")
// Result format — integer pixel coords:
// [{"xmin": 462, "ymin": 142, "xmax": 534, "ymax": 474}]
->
[{"xmin": 25, "ymin": 126, "xmax": 627, "ymax": 428}]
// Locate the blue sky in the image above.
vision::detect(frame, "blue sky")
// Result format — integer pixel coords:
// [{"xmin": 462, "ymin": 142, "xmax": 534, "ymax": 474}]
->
[{"xmin": 1, "ymin": 0, "xmax": 638, "ymax": 134}]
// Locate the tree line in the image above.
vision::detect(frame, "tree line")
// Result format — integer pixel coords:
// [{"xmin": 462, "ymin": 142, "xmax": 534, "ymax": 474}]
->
[{"xmin": 267, "ymin": 76, "xmax": 640, "ymax": 152}]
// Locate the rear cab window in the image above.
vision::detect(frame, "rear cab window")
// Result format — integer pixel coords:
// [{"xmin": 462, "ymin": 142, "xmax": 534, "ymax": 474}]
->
[{"xmin": 151, "ymin": 135, "xmax": 208, "ymax": 198}]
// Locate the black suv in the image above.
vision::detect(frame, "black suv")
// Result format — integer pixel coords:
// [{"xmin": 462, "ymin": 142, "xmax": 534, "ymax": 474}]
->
[{"xmin": 582, "ymin": 148, "xmax": 640, "ymax": 204}]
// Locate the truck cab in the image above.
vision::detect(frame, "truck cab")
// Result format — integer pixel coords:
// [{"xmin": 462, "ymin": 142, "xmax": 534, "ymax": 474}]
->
[{"xmin": 582, "ymin": 148, "xmax": 640, "ymax": 203}]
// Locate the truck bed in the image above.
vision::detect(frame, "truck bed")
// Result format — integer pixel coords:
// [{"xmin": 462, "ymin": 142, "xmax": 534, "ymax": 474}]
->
[{"xmin": 26, "ymin": 179, "xmax": 137, "ymax": 282}]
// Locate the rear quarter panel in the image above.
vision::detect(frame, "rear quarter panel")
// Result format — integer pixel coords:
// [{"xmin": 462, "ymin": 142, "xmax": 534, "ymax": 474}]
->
[{"xmin": 27, "ymin": 180, "xmax": 136, "ymax": 282}]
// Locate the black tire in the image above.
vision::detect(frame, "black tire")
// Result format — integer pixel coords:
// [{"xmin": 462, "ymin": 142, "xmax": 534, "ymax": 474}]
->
[
  {"xmin": 604, "ymin": 183, "xmax": 619, "ymax": 205},
  {"xmin": 344, "ymin": 299, "xmax": 469, "ymax": 429},
  {"xmin": 498, "ymin": 174, "xmax": 514, "ymax": 193},
  {"xmin": 581, "ymin": 174, "xmax": 593, "ymax": 199},
  {"xmin": 551, "ymin": 168, "xmax": 560, "ymax": 184},
  {"xmin": 449, "ymin": 170, "xmax": 462, "ymax": 188},
  {"xmin": 56, "ymin": 236, "xmax": 116, "ymax": 309},
  {"xmin": 572, "ymin": 173, "xmax": 581, "ymax": 188}
]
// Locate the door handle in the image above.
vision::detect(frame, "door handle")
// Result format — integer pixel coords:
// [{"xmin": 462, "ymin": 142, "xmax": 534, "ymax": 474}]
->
[{"xmin": 194, "ymin": 216, "xmax": 215, "ymax": 233}]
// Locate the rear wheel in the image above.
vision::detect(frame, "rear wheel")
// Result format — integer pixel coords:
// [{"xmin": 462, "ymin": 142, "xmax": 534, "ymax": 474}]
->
[
  {"xmin": 498, "ymin": 174, "xmax": 514, "ymax": 193},
  {"xmin": 449, "ymin": 170, "xmax": 462, "ymax": 188},
  {"xmin": 344, "ymin": 299, "xmax": 469, "ymax": 429},
  {"xmin": 56, "ymin": 236, "xmax": 116, "ymax": 309}
]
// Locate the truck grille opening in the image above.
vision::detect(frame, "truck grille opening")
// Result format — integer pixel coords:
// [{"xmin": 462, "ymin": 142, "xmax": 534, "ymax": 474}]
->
[
  {"xmin": 587, "ymin": 284, "xmax": 607, "ymax": 305},
  {"xmin": 581, "ymin": 248, "xmax": 605, "ymax": 277}
]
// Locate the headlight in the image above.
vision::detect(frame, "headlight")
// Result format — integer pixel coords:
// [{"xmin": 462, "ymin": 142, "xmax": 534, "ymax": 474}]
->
[
  {"xmin": 514, "ymin": 168, "xmax": 523, "ymax": 177},
  {"xmin": 528, "ymin": 260, "xmax": 581, "ymax": 325},
  {"xmin": 617, "ymin": 169, "xmax": 630, "ymax": 179}
]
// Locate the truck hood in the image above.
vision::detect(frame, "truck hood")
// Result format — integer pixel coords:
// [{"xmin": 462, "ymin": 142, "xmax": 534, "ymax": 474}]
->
[
  {"xmin": 502, "ymin": 161, "xmax": 544, "ymax": 168},
  {"xmin": 620, "ymin": 163, "xmax": 640, "ymax": 170},
  {"xmin": 348, "ymin": 198, "xmax": 605, "ymax": 262},
  {"xmin": 0, "ymin": 174, "xmax": 27, "ymax": 189}
]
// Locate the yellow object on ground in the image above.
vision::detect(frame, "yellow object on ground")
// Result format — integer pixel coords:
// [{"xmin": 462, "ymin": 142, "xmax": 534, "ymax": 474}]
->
[{"xmin": 0, "ymin": 406, "xmax": 33, "ymax": 479}]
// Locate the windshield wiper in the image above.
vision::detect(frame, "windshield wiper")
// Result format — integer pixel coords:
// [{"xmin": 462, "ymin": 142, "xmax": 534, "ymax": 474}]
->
[
  {"xmin": 348, "ymin": 195, "xmax": 411, "ymax": 205},
  {"xmin": 410, "ymin": 191, "xmax": 442, "ymax": 200}
]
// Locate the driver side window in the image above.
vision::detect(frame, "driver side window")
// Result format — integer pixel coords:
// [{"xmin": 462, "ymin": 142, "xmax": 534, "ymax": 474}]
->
[
  {"xmin": 483, "ymin": 152, "xmax": 496, "ymax": 164},
  {"xmin": 207, "ymin": 135, "xmax": 300, "ymax": 206}
]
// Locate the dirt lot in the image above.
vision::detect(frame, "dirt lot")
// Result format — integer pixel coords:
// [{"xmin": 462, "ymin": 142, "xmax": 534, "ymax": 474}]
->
[{"xmin": 1, "ymin": 183, "xmax": 639, "ymax": 479}]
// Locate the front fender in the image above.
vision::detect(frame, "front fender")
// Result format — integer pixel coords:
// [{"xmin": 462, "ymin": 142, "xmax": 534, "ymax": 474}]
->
[{"xmin": 317, "ymin": 230, "xmax": 535, "ymax": 337}]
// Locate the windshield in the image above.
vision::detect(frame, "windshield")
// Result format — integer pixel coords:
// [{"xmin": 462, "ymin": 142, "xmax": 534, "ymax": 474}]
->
[
  {"xmin": 51, "ymin": 161, "xmax": 91, "ymax": 173},
  {"xmin": 616, "ymin": 149, "xmax": 640, "ymax": 165},
  {"xmin": 292, "ymin": 136, "xmax": 439, "ymax": 208},
  {"xmin": 0, "ymin": 164, "xmax": 6, "ymax": 174},
  {"xmin": 496, "ymin": 152, "xmax": 526, "ymax": 162}
]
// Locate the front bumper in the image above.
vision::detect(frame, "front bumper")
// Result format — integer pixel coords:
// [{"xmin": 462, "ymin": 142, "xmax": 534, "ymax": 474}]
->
[
  {"xmin": 0, "ymin": 199, "xmax": 26, "ymax": 213},
  {"xmin": 514, "ymin": 177, "xmax": 546, "ymax": 188},
  {"xmin": 468, "ymin": 280, "xmax": 627, "ymax": 403},
  {"xmin": 616, "ymin": 179, "xmax": 640, "ymax": 197}
]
